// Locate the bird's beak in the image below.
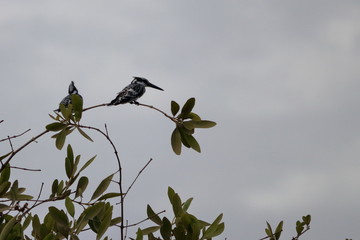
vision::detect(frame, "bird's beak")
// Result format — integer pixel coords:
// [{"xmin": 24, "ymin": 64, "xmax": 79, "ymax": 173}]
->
[{"xmin": 146, "ymin": 82, "xmax": 164, "ymax": 91}]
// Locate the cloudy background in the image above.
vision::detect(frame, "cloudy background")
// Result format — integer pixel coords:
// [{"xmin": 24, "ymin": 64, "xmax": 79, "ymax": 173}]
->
[{"xmin": 1, "ymin": 1, "xmax": 360, "ymax": 239}]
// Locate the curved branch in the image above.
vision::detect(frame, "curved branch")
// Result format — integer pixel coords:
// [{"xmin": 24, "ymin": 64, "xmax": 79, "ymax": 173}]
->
[{"xmin": 77, "ymin": 123, "xmax": 124, "ymax": 240}]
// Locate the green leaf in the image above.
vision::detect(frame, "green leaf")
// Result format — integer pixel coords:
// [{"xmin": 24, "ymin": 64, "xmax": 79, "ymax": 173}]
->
[
  {"xmin": 79, "ymin": 155, "xmax": 96, "ymax": 173},
  {"xmin": 51, "ymin": 179, "xmax": 58, "ymax": 196},
  {"xmin": 77, "ymin": 127, "xmax": 93, "ymax": 142},
  {"xmin": 60, "ymin": 103, "xmax": 72, "ymax": 121},
  {"xmin": 265, "ymin": 221, "xmax": 273, "ymax": 236},
  {"xmin": 67, "ymin": 144, "xmax": 74, "ymax": 162},
  {"xmin": 136, "ymin": 228, "xmax": 144, "ymax": 240},
  {"xmin": 98, "ymin": 192, "xmax": 122, "ymax": 201},
  {"xmin": 160, "ymin": 217, "xmax": 172, "ymax": 240},
  {"xmin": 96, "ymin": 210, "xmax": 112, "ymax": 240},
  {"xmin": 0, "ymin": 181, "xmax": 11, "ymax": 196},
  {"xmin": 182, "ymin": 197, "xmax": 193, "ymax": 212},
  {"xmin": 65, "ymin": 197, "xmax": 75, "ymax": 218},
  {"xmin": 167, "ymin": 187, "xmax": 175, "ymax": 204},
  {"xmin": 46, "ymin": 122, "xmax": 67, "ymax": 132},
  {"xmin": 72, "ymin": 94, "xmax": 83, "ymax": 122},
  {"xmin": 75, "ymin": 176, "xmax": 89, "ymax": 198},
  {"xmin": 76, "ymin": 203, "xmax": 105, "ymax": 234},
  {"xmin": 210, "ymin": 222, "xmax": 225, "ymax": 238},
  {"xmin": 0, "ymin": 217, "xmax": 18, "ymax": 240},
  {"xmin": 171, "ymin": 101, "xmax": 180, "ymax": 116},
  {"xmin": 186, "ymin": 134, "xmax": 201, "ymax": 153},
  {"xmin": 191, "ymin": 120, "xmax": 217, "ymax": 128},
  {"xmin": 0, "ymin": 163, "xmax": 11, "ymax": 184},
  {"xmin": 56, "ymin": 129, "xmax": 67, "ymax": 150},
  {"xmin": 170, "ymin": 193, "xmax": 183, "ymax": 217},
  {"xmin": 91, "ymin": 174, "xmax": 114, "ymax": 201},
  {"xmin": 48, "ymin": 206, "xmax": 69, "ymax": 227},
  {"xmin": 23, "ymin": 214, "xmax": 33, "ymax": 230},
  {"xmin": 178, "ymin": 127, "xmax": 191, "ymax": 148},
  {"xmin": 141, "ymin": 226, "xmax": 161, "ymax": 235},
  {"xmin": 274, "ymin": 221, "xmax": 283, "ymax": 240},
  {"xmin": 183, "ymin": 121, "xmax": 195, "ymax": 130},
  {"xmin": 181, "ymin": 97, "xmax": 195, "ymax": 117},
  {"xmin": 65, "ymin": 157, "xmax": 73, "ymax": 179},
  {"xmin": 203, "ymin": 213, "xmax": 223, "ymax": 239},
  {"xmin": 16, "ymin": 194, "xmax": 33, "ymax": 200},
  {"xmin": 188, "ymin": 112, "xmax": 201, "ymax": 121},
  {"xmin": 171, "ymin": 127, "xmax": 182, "ymax": 155},
  {"xmin": 147, "ymin": 204, "xmax": 162, "ymax": 225},
  {"xmin": 302, "ymin": 215, "xmax": 311, "ymax": 225},
  {"xmin": 110, "ymin": 217, "xmax": 122, "ymax": 226}
]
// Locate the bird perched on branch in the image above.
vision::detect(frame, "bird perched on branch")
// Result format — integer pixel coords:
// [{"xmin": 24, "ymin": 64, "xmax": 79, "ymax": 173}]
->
[
  {"xmin": 55, "ymin": 81, "xmax": 82, "ymax": 112},
  {"xmin": 108, "ymin": 77, "xmax": 164, "ymax": 106}
]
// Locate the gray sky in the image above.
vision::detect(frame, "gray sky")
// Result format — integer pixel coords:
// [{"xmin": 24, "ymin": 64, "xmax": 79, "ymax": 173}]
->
[{"xmin": 1, "ymin": 1, "xmax": 360, "ymax": 239}]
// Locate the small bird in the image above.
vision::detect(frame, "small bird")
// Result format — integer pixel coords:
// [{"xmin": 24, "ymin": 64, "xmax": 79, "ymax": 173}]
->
[
  {"xmin": 55, "ymin": 81, "xmax": 82, "ymax": 112},
  {"xmin": 108, "ymin": 77, "xmax": 164, "ymax": 106}
]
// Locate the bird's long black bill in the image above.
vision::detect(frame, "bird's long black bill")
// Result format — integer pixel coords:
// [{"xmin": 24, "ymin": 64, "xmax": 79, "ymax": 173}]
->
[{"xmin": 147, "ymin": 82, "xmax": 164, "ymax": 91}]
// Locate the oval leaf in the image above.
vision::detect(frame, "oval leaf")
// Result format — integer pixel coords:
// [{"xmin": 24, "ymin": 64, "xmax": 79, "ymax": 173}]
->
[
  {"xmin": 192, "ymin": 120, "xmax": 217, "ymax": 128},
  {"xmin": 46, "ymin": 122, "xmax": 67, "ymax": 132},
  {"xmin": 65, "ymin": 197, "xmax": 75, "ymax": 218},
  {"xmin": 77, "ymin": 127, "xmax": 93, "ymax": 142},
  {"xmin": 147, "ymin": 205, "xmax": 162, "ymax": 225},
  {"xmin": 91, "ymin": 174, "xmax": 114, "ymax": 201},
  {"xmin": 181, "ymin": 97, "xmax": 195, "ymax": 117},
  {"xmin": 171, "ymin": 128, "xmax": 182, "ymax": 155},
  {"xmin": 171, "ymin": 101, "xmax": 180, "ymax": 116},
  {"xmin": 75, "ymin": 176, "xmax": 89, "ymax": 198}
]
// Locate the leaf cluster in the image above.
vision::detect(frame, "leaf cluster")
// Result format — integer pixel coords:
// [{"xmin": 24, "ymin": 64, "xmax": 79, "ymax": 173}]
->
[
  {"xmin": 46, "ymin": 95, "xmax": 93, "ymax": 150},
  {"xmin": 0, "ymin": 145, "xmax": 121, "ymax": 240},
  {"xmin": 170, "ymin": 98, "xmax": 216, "ymax": 155},
  {"xmin": 264, "ymin": 215, "xmax": 311, "ymax": 240},
  {"xmin": 136, "ymin": 187, "xmax": 224, "ymax": 240}
]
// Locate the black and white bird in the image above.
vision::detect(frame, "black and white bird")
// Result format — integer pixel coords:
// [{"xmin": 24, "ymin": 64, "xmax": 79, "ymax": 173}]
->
[
  {"xmin": 55, "ymin": 81, "xmax": 82, "ymax": 111},
  {"xmin": 108, "ymin": 77, "xmax": 164, "ymax": 106}
]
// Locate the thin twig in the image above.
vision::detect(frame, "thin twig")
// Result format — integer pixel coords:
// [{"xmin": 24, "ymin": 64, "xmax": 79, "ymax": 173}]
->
[
  {"xmin": 0, "ymin": 129, "xmax": 50, "ymax": 172},
  {"xmin": 124, "ymin": 158, "xmax": 153, "ymax": 199},
  {"xmin": 126, "ymin": 210, "xmax": 166, "ymax": 228},
  {"xmin": 259, "ymin": 230, "xmax": 283, "ymax": 240},
  {"xmin": 10, "ymin": 166, "xmax": 41, "ymax": 172},
  {"xmin": 0, "ymin": 120, "xmax": 3, "ymax": 124},
  {"xmin": 7, "ymin": 136, "xmax": 14, "ymax": 152},
  {"xmin": 137, "ymin": 103, "xmax": 180, "ymax": 124},
  {"xmin": 0, "ymin": 128, "xmax": 31, "ymax": 143},
  {"xmin": 83, "ymin": 103, "xmax": 108, "ymax": 112}
]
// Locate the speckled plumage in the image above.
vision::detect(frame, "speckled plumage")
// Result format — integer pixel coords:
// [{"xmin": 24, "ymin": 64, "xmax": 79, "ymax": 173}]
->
[{"xmin": 108, "ymin": 77, "xmax": 163, "ymax": 106}]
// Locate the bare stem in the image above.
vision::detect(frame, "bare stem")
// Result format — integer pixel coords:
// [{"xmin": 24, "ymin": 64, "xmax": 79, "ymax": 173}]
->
[
  {"xmin": 77, "ymin": 123, "xmax": 124, "ymax": 240},
  {"xmin": 124, "ymin": 158, "xmax": 153, "ymax": 199},
  {"xmin": 137, "ymin": 103, "xmax": 180, "ymax": 124}
]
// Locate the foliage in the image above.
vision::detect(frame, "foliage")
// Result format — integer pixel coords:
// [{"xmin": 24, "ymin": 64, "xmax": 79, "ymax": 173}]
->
[
  {"xmin": 135, "ymin": 187, "xmax": 224, "ymax": 240},
  {"xmin": 0, "ymin": 94, "xmax": 223, "ymax": 240}
]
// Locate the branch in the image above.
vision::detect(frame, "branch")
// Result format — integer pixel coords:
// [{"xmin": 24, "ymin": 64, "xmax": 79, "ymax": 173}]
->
[
  {"xmin": 0, "ymin": 129, "xmax": 50, "ymax": 172},
  {"xmin": 0, "ymin": 128, "xmax": 31, "ymax": 143},
  {"xmin": 124, "ymin": 158, "xmax": 153, "ymax": 199},
  {"xmin": 83, "ymin": 103, "xmax": 108, "ymax": 112},
  {"xmin": 77, "ymin": 123, "xmax": 124, "ymax": 240},
  {"xmin": 126, "ymin": 210, "xmax": 166, "ymax": 228},
  {"xmin": 10, "ymin": 166, "xmax": 41, "ymax": 172},
  {"xmin": 137, "ymin": 103, "xmax": 180, "ymax": 124}
]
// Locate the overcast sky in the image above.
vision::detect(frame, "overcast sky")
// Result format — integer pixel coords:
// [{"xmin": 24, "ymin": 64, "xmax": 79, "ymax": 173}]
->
[{"xmin": 1, "ymin": 1, "xmax": 360, "ymax": 239}]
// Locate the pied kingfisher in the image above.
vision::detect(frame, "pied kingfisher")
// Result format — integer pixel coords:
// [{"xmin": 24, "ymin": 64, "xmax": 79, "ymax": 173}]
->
[
  {"xmin": 55, "ymin": 81, "xmax": 82, "ymax": 112},
  {"xmin": 108, "ymin": 77, "xmax": 164, "ymax": 106}
]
